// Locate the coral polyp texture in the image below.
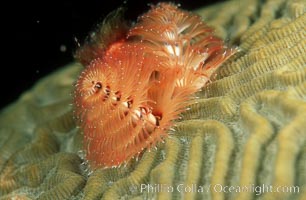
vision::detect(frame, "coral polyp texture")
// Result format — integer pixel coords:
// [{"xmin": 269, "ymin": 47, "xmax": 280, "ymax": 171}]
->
[
  {"xmin": 0, "ymin": 0, "xmax": 305, "ymax": 199},
  {"xmin": 74, "ymin": 3, "xmax": 236, "ymax": 169}
]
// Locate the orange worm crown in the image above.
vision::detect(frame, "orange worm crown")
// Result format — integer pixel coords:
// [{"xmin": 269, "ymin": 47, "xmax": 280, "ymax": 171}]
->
[{"xmin": 74, "ymin": 3, "xmax": 236, "ymax": 169}]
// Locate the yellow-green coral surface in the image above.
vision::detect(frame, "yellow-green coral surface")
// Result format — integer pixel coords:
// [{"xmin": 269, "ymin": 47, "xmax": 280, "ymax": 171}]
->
[{"xmin": 0, "ymin": 0, "xmax": 305, "ymax": 199}]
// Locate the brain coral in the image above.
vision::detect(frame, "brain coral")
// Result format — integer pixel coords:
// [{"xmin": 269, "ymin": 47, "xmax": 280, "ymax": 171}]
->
[{"xmin": 0, "ymin": 0, "xmax": 305, "ymax": 199}]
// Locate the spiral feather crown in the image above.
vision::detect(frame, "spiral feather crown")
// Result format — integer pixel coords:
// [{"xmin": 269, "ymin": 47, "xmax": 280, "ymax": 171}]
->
[{"xmin": 74, "ymin": 3, "xmax": 236, "ymax": 169}]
